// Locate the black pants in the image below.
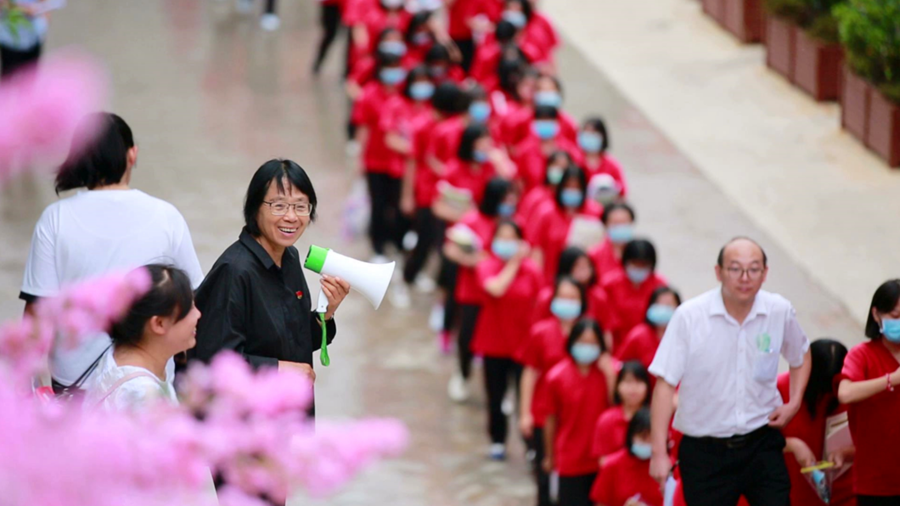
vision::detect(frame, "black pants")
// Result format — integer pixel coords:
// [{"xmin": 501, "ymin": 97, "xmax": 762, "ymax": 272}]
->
[
  {"xmin": 402, "ymin": 207, "xmax": 442, "ymax": 284},
  {"xmin": 313, "ymin": 3, "xmax": 342, "ymax": 73},
  {"xmin": 366, "ymin": 172, "xmax": 404, "ymax": 256},
  {"xmin": 532, "ymin": 427, "xmax": 552, "ymax": 506},
  {"xmin": 457, "ymin": 303, "xmax": 480, "ymax": 379},
  {"xmin": 483, "ymin": 357, "xmax": 522, "ymax": 444},
  {"xmin": 438, "ymin": 255, "xmax": 458, "ymax": 332},
  {"xmin": 0, "ymin": 43, "xmax": 41, "ymax": 79},
  {"xmin": 558, "ymin": 473, "xmax": 597, "ymax": 506},
  {"xmin": 452, "ymin": 37, "xmax": 475, "ymax": 73},
  {"xmin": 264, "ymin": 0, "xmax": 276, "ymax": 14},
  {"xmin": 858, "ymin": 496, "xmax": 900, "ymax": 506},
  {"xmin": 679, "ymin": 426, "xmax": 789, "ymax": 506}
]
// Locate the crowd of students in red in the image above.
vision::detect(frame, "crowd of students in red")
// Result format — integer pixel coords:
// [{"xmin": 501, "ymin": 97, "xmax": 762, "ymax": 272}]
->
[{"xmin": 336, "ymin": 0, "xmax": 900, "ymax": 504}]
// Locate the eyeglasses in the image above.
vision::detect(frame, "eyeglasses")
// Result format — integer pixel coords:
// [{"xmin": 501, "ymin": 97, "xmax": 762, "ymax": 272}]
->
[
  {"xmin": 263, "ymin": 201, "xmax": 312, "ymax": 217},
  {"xmin": 724, "ymin": 266, "xmax": 765, "ymax": 280}
]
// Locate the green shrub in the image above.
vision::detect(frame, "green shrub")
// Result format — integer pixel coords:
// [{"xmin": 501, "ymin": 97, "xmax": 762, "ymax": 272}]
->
[
  {"xmin": 765, "ymin": 0, "xmax": 844, "ymax": 43},
  {"xmin": 835, "ymin": 0, "xmax": 900, "ymax": 103}
]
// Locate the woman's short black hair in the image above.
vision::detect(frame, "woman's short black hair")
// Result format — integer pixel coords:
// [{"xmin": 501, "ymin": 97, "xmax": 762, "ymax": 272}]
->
[
  {"xmin": 553, "ymin": 275, "xmax": 588, "ymax": 319},
  {"xmin": 622, "ymin": 239, "xmax": 657, "ymax": 270},
  {"xmin": 534, "ymin": 104, "xmax": 559, "ymax": 120},
  {"xmin": 557, "ymin": 246, "xmax": 597, "ymax": 288},
  {"xmin": 644, "ymin": 286, "xmax": 681, "ymax": 324},
  {"xmin": 601, "ymin": 202, "xmax": 635, "ymax": 226},
  {"xmin": 457, "ymin": 123, "xmax": 490, "ymax": 162},
  {"xmin": 110, "ymin": 265, "xmax": 194, "ymax": 347},
  {"xmin": 479, "ymin": 177, "xmax": 511, "ymax": 217},
  {"xmin": 425, "ymin": 43, "xmax": 452, "ymax": 64},
  {"xmin": 403, "ymin": 65, "xmax": 432, "ymax": 99},
  {"xmin": 566, "ymin": 317, "xmax": 605, "ymax": 355},
  {"xmin": 554, "ymin": 166, "xmax": 587, "ymax": 209},
  {"xmin": 805, "ymin": 338, "xmax": 848, "ymax": 418},
  {"xmin": 405, "ymin": 11, "xmax": 432, "ymax": 42},
  {"xmin": 375, "ymin": 51, "xmax": 403, "ymax": 74},
  {"xmin": 494, "ymin": 218, "xmax": 523, "ymax": 239},
  {"xmin": 505, "ymin": 0, "xmax": 533, "ymax": 20},
  {"xmin": 432, "ymin": 82, "xmax": 463, "ymax": 114},
  {"xmin": 55, "ymin": 112, "xmax": 130, "ymax": 194},
  {"xmin": 613, "ymin": 360, "xmax": 652, "ymax": 405},
  {"xmin": 497, "ymin": 59, "xmax": 532, "ymax": 98},
  {"xmin": 244, "ymin": 159, "xmax": 318, "ymax": 236},
  {"xmin": 546, "ymin": 150, "xmax": 574, "ymax": 171},
  {"xmin": 495, "ymin": 19, "xmax": 518, "ymax": 43},
  {"xmin": 865, "ymin": 279, "xmax": 900, "ymax": 339},
  {"xmin": 583, "ymin": 116, "xmax": 610, "ymax": 152},
  {"xmin": 625, "ymin": 408, "xmax": 652, "ymax": 454}
]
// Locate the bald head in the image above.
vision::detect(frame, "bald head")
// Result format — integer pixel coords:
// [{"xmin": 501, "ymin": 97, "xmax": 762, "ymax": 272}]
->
[{"xmin": 717, "ymin": 237, "xmax": 767, "ymax": 268}]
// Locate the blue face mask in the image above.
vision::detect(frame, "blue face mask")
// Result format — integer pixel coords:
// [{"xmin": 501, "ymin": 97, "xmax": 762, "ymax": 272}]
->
[
  {"xmin": 578, "ymin": 131, "xmax": 604, "ymax": 153},
  {"xmin": 547, "ymin": 167, "xmax": 564, "ymax": 185},
  {"xmin": 631, "ymin": 443, "xmax": 652, "ymax": 460},
  {"xmin": 571, "ymin": 343, "xmax": 601, "ymax": 365},
  {"xmin": 560, "ymin": 188, "xmax": 583, "ymax": 208},
  {"xmin": 409, "ymin": 81, "xmax": 435, "ymax": 101},
  {"xmin": 550, "ymin": 298, "xmax": 581, "ymax": 320},
  {"xmin": 380, "ymin": 67, "xmax": 407, "ymax": 85},
  {"xmin": 533, "ymin": 120, "xmax": 560, "ymax": 140},
  {"xmin": 626, "ymin": 265, "xmax": 651, "ymax": 284},
  {"xmin": 472, "ymin": 150, "xmax": 488, "ymax": 163},
  {"xmin": 534, "ymin": 91, "xmax": 562, "ymax": 108},
  {"xmin": 501, "ymin": 9, "xmax": 527, "ymax": 28},
  {"xmin": 412, "ymin": 32, "xmax": 432, "ymax": 46},
  {"xmin": 379, "ymin": 40, "xmax": 407, "ymax": 57},
  {"xmin": 882, "ymin": 318, "xmax": 900, "ymax": 343},
  {"xmin": 646, "ymin": 304, "xmax": 675, "ymax": 327},
  {"xmin": 497, "ymin": 202, "xmax": 516, "ymax": 217},
  {"xmin": 492, "ymin": 238, "xmax": 519, "ymax": 260},
  {"xmin": 469, "ymin": 101, "xmax": 491, "ymax": 123},
  {"xmin": 606, "ymin": 224, "xmax": 633, "ymax": 245}
]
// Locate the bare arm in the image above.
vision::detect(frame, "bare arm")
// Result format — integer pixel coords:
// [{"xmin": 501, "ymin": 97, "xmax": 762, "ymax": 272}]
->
[
  {"xmin": 519, "ymin": 366, "xmax": 538, "ymax": 437},
  {"xmin": 838, "ymin": 366, "xmax": 900, "ymax": 404},
  {"xmin": 769, "ymin": 349, "xmax": 812, "ymax": 428},
  {"xmin": 649, "ymin": 379, "xmax": 676, "ymax": 483},
  {"xmin": 442, "ymin": 241, "xmax": 483, "ymax": 267},
  {"xmin": 24, "ymin": 301, "xmax": 37, "ymax": 318},
  {"xmin": 400, "ymin": 158, "xmax": 416, "ymax": 217},
  {"xmin": 483, "ymin": 244, "xmax": 530, "ymax": 297},
  {"xmin": 542, "ymin": 414, "xmax": 556, "ymax": 472},
  {"xmin": 385, "ymin": 132, "xmax": 412, "ymax": 155}
]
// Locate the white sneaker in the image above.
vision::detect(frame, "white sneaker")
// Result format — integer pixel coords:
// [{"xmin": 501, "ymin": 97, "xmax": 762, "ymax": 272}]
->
[
  {"xmin": 235, "ymin": 0, "xmax": 254, "ymax": 13},
  {"xmin": 389, "ymin": 283, "xmax": 411, "ymax": 309},
  {"xmin": 402, "ymin": 231, "xmax": 418, "ymax": 251},
  {"xmin": 489, "ymin": 443, "xmax": 506, "ymax": 461},
  {"xmin": 260, "ymin": 13, "xmax": 280, "ymax": 31},
  {"xmin": 447, "ymin": 373, "xmax": 469, "ymax": 403},
  {"xmin": 345, "ymin": 140, "xmax": 361, "ymax": 157},
  {"xmin": 415, "ymin": 275, "xmax": 437, "ymax": 294},
  {"xmin": 501, "ymin": 395, "xmax": 514, "ymax": 416},
  {"xmin": 428, "ymin": 303, "xmax": 444, "ymax": 332}
]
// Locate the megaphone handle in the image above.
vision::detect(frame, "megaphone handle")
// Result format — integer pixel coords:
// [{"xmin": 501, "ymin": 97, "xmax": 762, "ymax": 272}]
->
[
  {"xmin": 316, "ymin": 286, "xmax": 330, "ymax": 367},
  {"xmin": 316, "ymin": 286, "xmax": 329, "ymax": 313}
]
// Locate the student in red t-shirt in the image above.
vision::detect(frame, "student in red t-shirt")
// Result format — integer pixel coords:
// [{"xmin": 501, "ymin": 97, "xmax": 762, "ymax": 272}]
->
[
  {"xmin": 529, "ymin": 166, "xmax": 602, "ymax": 283},
  {"xmin": 616, "ymin": 287, "xmax": 682, "ymax": 370},
  {"xmin": 591, "ymin": 408, "xmax": 663, "ymax": 506},
  {"xmin": 592, "ymin": 361, "xmax": 652, "ymax": 467},
  {"xmin": 404, "ymin": 11, "xmax": 436, "ymax": 66},
  {"xmin": 837, "ymin": 279, "xmax": 900, "ymax": 505},
  {"xmin": 517, "ymin": 150, "xmax": 573, "ymax": 228},
  {"xmin": 513, "ymin": 105, "xmax": 582, "ymax": 192},
  {"xmin": 781, "ymin": 339, "xmax": 856, "ymax": 506},
  {"xmin": 588, "ymin": 202, "xmax": 636, "ymax": 284},
  {"xmin": 579, "ymin": 117, "xmax": 628, "ymax": 198},
  {"xmin": 425, "ymin": 44, "xmax": 466, "ymax": 84},
  {"xmin": 601, "ymin": 239, "xmax": 667, "ymax": 350},
  {"xmin": 533, "ymin": 246, "xmax": 596, "ymax": 320},
  {"xmin": 312, "ymin": 0, "xmax": 345, "ymax": 75},
  {"xmin": 443, "ymin": 178, "xmax": 516, "ymax": 402},
  {"xmin": 472, "ymin": 219, "xmax": 543, "ymax": 460},
  {"xmin": 517, "ymin": 276, "xmax": 587, "ymax": 506},
  {"xmin": 353, "ymin": 0, "xmax": 411, "ymax": 65},
  {"xmin": 351, "ymin": 52, "xmax": 409, "ymax": 262},
  {"xmin": 542, "ymin": 318, "xmax": 616, "ymax": 506},
  {"xmin": 493, "ymin": 0, "xmax": 558, "ymax": 70},
  {"xmin": 505, "ymin": 74, "xmax": 578, "ymax": 149}
]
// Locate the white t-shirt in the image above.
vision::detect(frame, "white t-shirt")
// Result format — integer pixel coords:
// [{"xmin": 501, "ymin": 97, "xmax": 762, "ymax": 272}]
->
[
  {"xmin": 83, "ymin": 347, "xmax": 177, "ymax": 411},
  {"xmin": 21, "ymin": 189, "xmax": 204, "ymax": 385}
]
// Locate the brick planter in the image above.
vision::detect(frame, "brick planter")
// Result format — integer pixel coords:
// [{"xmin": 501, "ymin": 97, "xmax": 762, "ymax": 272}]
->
[
  {"xmin": 794, "ymin": 30, "xmax": 843, "ymax": 101},
  {"xmin": 765, "ymin": 16, "xmax": 796, "ymax": 82},
  {"xmin": 723, "ymin": 0, "xmax": 763, "ymax": 42},
  {"xmin": 841, "ymin": 67, "xmax": 871, "ymax": 143},
  {"xmin": 702, "ymin": 0, "xmax": 727, "ymax": 26},
  {"xmin": 867, "ymin": 91, "xmax": 900, "ymax": 167}
]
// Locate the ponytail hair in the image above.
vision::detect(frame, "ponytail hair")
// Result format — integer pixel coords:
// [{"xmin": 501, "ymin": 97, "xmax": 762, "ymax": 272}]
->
[
  {"xmin": 110, "ymin": 265, "xmax": 194, "ymax": 347},
  {"xmin": 55, "ymin": 113, "xmax": 131, "ymax": 194}
]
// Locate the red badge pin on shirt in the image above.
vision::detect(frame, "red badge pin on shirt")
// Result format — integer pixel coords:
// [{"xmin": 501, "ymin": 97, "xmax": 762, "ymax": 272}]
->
[{"xmin": 296, "ymin": 290, "xmax": 304, "ymax": 299}]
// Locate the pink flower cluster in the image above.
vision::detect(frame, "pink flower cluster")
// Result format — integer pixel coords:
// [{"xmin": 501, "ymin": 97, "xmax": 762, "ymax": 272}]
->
[{"xmin": 0, "ymin": 49, "xmax": 109, "ymax": 185}]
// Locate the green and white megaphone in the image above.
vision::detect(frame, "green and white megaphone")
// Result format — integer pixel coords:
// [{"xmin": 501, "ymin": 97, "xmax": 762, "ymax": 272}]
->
[{"xmin": 304, "ymin": 245, "xmax": 395, "ymax": 365}]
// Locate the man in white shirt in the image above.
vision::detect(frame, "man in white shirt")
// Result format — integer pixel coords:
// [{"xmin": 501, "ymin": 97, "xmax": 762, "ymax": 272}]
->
[{"xmin": 648, "ymin": 237, "xmax": 811, "ymax": 505}]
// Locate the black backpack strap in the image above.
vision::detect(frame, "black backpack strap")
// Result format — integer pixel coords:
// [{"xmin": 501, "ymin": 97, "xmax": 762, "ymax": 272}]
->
[{"xmin": 56, "ymin": 344, "xmax": 113, "ymax": 391}]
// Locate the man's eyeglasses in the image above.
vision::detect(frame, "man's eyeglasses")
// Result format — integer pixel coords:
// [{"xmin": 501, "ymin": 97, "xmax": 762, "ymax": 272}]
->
[
  {"xmin": 724, "ymin": 266, "xmax": 765, "ymax": 280},
  {"xmin": 263, "ymin": 201, "xmax": 313, "ymax": 217}
]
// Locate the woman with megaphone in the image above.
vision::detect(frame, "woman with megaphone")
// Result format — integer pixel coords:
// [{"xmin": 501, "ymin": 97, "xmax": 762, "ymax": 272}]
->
[{"xmin": 190, "ymin": 159, "xmax": 350, "ymax": 392}]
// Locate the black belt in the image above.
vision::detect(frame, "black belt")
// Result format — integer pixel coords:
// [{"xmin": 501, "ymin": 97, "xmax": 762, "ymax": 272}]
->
[{"xmin": 695, "ymin": 425, "xmax": 770, "ymax": 450}]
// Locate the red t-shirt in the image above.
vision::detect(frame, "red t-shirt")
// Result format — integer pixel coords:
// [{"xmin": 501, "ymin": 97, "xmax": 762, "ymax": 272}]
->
[
  {"xmin": 504, "ymin": 107, "xmax": 579, "ymax": 150},
  {"xmin": 839, "ymin": 340, "xmax": 900, "ymax": 496},
  {"xmin": 615, "ymin": 323, "xmax": 660, "ymax": 369},
  {"xmin": 522, "ymin": 12, "xmax": 559, "ymax": 63},
  {"xmin": 450, "ymin": 210, "xmax": 496, "ymax": 305},
  {"xmin": 530, "ymin": 201, "xmax": 603, "ymax": 283},
  {"xmin": 472, "ymin": 257, "xmax": 544, "ymax": 358},
  {"xmin": 590, "ymin": 449, "xmax": 663, "ymax": 506},
  {"xmin": 471, "ymin": 40, "xmax": 502, "ymax": 91},
  {"xmin": 409, "ymin": 107, "xmax": 441, "ymax": 208},
  {"xmin": 342, "ymin": 0, "xmax": 375, "ymax": 25},
  {"xmin": 584, "ymin": 153, "xmax": 629, "ymax": 198},
  {"xmin": 352, "ymin": 83, "xmax": 407, "ymax": 176},
  {"xmin": 513, "ymin": 135, "xmax": 583, "ymax": 192},
  {"xmin": 592, "ymin": 405, "xmax": 629, "ymax": 461},
  {"xmin": 516, "ymin": 317, "xmax": 569, "ymax": 427},
  {"xmin": 361, "ymin": 8, "xmax": 412, "ymax": 55},
  {"xmin": 441, "ymin": 158, "xmax": 498, "ymax": 206},
  {"xmin": 777, "ymin": 373, "xmax": 856, "ymax": 506},
  {"xmin": 447, "ymin": 0, "xmax": 477, "ymax": 39},
  {"xmin": 545, "ymin": 358, "xmax": 610, "ymax": 476},
  {"xmin": 601, "ymin": 271, "xmax": 667, "ymax": 349},
  {"xmin": 590, "ymin": 238, "xmax": 625, "ymax": 285},
  {"xmin": 517, "ymin": 185, "xmax": 553, "ymax": 228},
  {"xmin": 426, "ymin": 116, "xmax": 466, "ymax": 166}
]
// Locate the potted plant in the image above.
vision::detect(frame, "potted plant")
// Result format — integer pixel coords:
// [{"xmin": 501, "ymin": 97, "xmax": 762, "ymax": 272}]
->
[
  {"xmin": 723, "ymin": 0, "xmax": 764, "ymax": 42},
  {"xmin": 835, "ymin": 0, "xmax": 900, "ymax": 167}
]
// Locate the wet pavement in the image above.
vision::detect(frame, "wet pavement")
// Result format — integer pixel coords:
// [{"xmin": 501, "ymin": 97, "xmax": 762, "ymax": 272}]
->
[{"xmin": 0, "ymin": 1, "xmax": 863, "ymax": 505}]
